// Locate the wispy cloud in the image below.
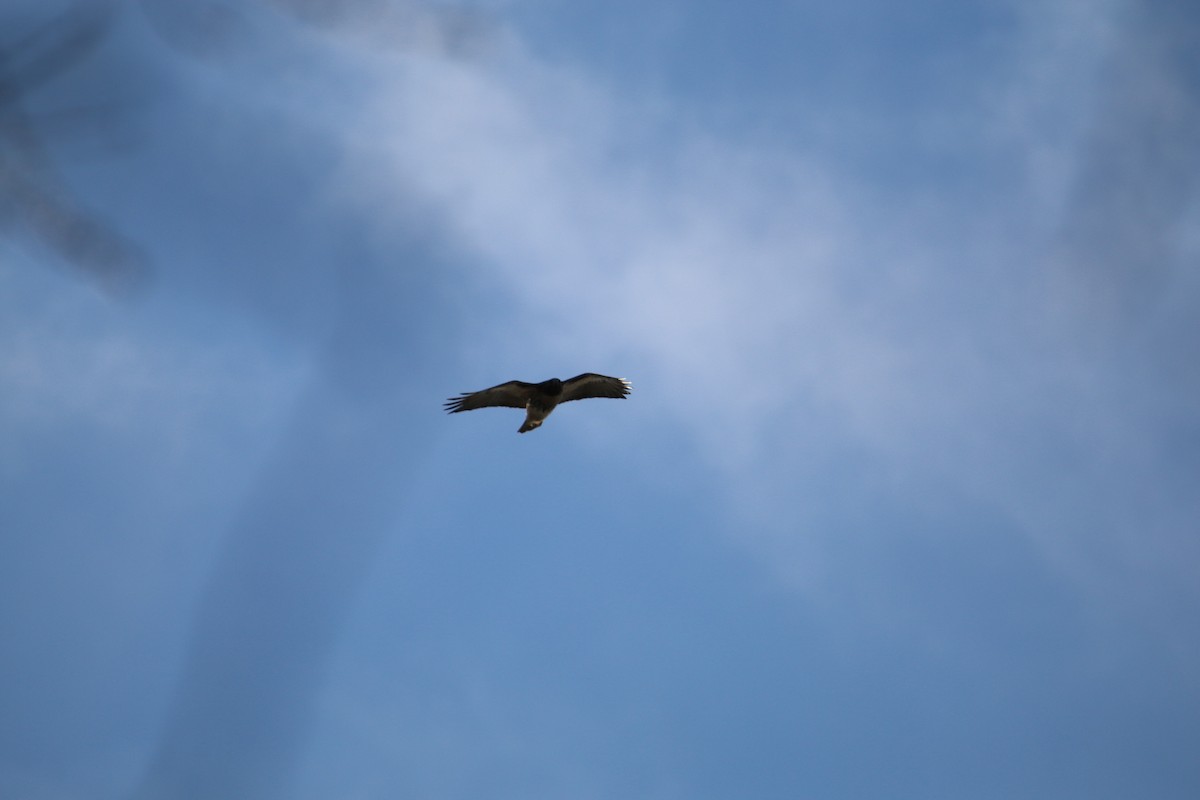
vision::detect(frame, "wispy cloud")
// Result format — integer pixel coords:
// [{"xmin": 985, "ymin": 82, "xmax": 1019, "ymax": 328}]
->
[
  {"xmin": 0, "ymin": 266, "xmax": 311, "ymax": 472},
  {"xmin": 337, "ymin": 1, "xmax": 1200, "ymax": 628}
]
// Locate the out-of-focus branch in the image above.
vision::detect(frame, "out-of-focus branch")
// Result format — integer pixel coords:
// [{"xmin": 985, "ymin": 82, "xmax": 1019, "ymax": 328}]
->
[{"xmin": 0, "ymin": 1, "xmax": 150, "ymax": 295}]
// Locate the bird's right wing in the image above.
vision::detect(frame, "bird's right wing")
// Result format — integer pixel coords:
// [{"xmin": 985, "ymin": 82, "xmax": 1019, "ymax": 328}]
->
[{"xmin": 444, "ymin": 380, "xmax": 534, "ymax": 413}]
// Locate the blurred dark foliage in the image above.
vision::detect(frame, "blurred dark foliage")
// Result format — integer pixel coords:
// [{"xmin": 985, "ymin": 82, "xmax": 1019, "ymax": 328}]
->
[
  {"xmin": 0, "ymin": 0, "xmax": 491, "ymax": 298},
  {"xmin": 0, "ymin": 1, "xmax": 150, "ymax": 296}
]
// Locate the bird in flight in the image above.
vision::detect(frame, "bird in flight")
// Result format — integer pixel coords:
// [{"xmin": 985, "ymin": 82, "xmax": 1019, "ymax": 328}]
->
[{"xmin": 444, "ymin": 373, "xmax": 631, "ymax": 433}]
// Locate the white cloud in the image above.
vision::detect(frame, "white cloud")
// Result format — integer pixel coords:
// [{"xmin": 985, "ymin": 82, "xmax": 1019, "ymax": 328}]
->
[{"xmin": 333, "ymin": 2, "xmax": 1199, "ymax": 628}]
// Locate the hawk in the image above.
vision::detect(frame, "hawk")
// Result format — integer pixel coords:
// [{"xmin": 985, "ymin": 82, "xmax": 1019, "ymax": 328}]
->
[{"xmin": 444, "ymin": 373, "xmax": 631, "ymax": 433}]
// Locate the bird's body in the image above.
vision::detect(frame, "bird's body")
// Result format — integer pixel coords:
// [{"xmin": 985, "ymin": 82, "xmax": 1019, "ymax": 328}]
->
[
  {"xmin": 444, "ymin": 373, "xmax": 631, "ymax": 433},
  {"xmin": 516, "ymin": 377, "xmax": 563, "ymax": 432}
]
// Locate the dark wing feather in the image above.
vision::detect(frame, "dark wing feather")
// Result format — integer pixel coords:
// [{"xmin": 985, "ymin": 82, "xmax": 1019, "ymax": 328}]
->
[
  {"xmin": 444, "ymin": 380, "xmax": 535, "ymax": 413},
  {"xmin": 559, "ymin": 373, "xmax": 631, "ymax": 403}
]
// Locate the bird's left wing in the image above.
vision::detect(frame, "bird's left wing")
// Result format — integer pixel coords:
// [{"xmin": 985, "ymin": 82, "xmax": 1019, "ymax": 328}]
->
[
  {"xmin": 444, "ymin": 380, "xmax": 534, "ymax": 413},
  {"xmin": 559, "ymin": 373, "xmax": 631, "ymax": 403}
]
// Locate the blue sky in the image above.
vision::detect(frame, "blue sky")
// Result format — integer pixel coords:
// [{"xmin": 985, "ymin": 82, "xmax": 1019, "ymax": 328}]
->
[{"xmin": 2, "ymin": 1, "xmax": 1198, "ymax": 798}]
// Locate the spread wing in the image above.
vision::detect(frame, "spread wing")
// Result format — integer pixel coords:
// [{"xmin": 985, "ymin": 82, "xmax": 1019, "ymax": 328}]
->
[
  {"xmin": 444, "ymin": 380, "xmax": 535, "ymax": 413},
  {"xmin": 560, "ymin": 373, "xmax": 631, "ymax": 403}
]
